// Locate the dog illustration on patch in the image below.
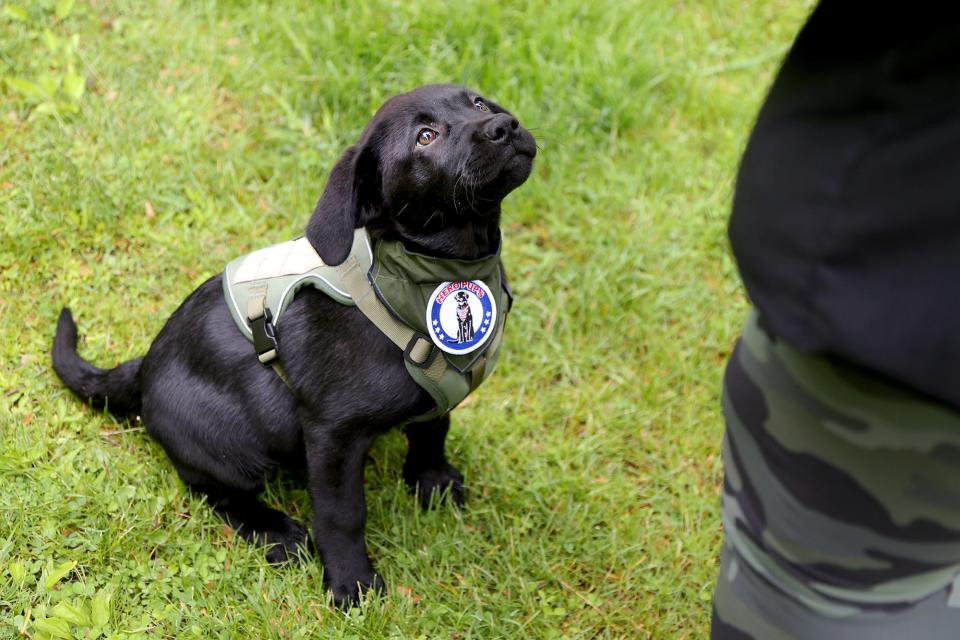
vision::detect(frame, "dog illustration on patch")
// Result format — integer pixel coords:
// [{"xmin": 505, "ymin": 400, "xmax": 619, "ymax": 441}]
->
[
  {"xmin": 427, "ymin": 280, "xmax": 497, "ymax": 355},
  {"xmin": 454, "ymin": 291, "xmax": 475, "ymax": 343}
]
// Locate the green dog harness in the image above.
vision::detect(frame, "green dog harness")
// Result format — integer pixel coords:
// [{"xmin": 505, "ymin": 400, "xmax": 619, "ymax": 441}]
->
[{"xmin": 222, "ymin": 229, "xmax": 510, "ymax": 421}]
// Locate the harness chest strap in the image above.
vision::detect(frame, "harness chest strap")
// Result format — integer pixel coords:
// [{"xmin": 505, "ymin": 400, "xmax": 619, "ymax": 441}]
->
[
  {"xmin": 335, "ymin": 253, "xmax": 462, "ymax": 420},
  {"xmin": 336, "ymin": 253, "xmax": 437, "ymax": 369}
]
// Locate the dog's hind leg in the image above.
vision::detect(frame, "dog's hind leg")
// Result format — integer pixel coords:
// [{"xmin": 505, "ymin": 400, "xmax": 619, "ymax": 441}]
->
[
  {"xmin": 181, "ymin": 469, "xmax": 310, "ymax": 564},
  {"xmin": 138, "ymin": 356, "xmax": 309, "ymax": 564},
  {"xmin": 403, "ymin": 415, "xmax": 465, "ymax": 508}
]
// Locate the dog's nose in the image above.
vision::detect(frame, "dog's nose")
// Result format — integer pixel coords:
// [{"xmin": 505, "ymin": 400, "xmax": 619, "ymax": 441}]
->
[{"xmin": 481, "ymin": 113, "xmax": 520, "ymax": 144}]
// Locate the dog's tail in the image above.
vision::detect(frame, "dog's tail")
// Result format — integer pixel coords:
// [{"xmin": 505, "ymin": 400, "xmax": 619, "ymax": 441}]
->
[{"xmin": 52, "ymin": 308, "xmax": 143, "ymax": 418}]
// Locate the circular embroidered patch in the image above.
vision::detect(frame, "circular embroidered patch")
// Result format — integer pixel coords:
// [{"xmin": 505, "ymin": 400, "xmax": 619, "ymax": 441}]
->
[{"xmin": 425, "ymin": 280, "xmax": 497, "ymax": 355}]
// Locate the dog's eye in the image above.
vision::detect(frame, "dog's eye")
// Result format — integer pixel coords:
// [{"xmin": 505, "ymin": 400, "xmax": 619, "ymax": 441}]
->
[
  {"xmin": 417, "ymin": 128, "xmax": 438, "ymax": 146},
  {"xmin": 474, "ymin": 100, "xmax": 490, "ymax": 113}
]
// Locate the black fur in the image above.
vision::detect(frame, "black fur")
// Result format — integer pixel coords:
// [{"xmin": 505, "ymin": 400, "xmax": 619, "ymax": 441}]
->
[
  {"xmin": 51, "ymin": 84, "xmax": 535, "ymax": 607},
  {"xmin": 53, "ymin": 308, "xmax": 143, "ymax": 416}
]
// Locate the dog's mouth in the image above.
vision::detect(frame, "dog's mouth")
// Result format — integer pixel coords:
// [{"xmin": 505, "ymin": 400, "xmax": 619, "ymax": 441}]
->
[
  {"xmin": 507, "ymin": 146, "xmax": 535, "ymax": 170},
  {"xmin": 489, "ymin": 142, "xmax": 535, "ymax": 186},
  {"xmin": 511, "ymin": 129, "xmax": 538, "ymax": 159},
  {"xmin": 460, "ymin": 129, "xmax": 536, "ymax": 199}
]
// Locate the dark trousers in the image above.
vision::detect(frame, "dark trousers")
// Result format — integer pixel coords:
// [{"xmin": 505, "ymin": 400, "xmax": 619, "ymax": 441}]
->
[{"xmin": 710, "ymin": 312, "xmax": 960, "ymax": 639}]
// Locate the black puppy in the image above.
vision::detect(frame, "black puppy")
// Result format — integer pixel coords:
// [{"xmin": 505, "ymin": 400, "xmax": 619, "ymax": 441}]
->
[{"xmin": 51, "ymin": 84, "xmax": 536, "ymax": 607}]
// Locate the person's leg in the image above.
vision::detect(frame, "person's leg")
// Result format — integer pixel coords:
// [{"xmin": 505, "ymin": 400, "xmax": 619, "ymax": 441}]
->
[{"xmin": 711, "ymin": 311, "xmax": 960, "ymax": 639}]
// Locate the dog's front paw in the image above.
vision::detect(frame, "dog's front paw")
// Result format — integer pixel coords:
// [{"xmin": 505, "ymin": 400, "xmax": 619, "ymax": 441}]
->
[
  {"xmin": 329, "ymin": 570, "xmax": 385, "ymax": 609},
  {"xmin": 263, "ymin": 517, "xmax": 310, "ymax": 565},
  {"xmin": 404, "ymin": 462, "xmax": 465, "ymax": 508}
]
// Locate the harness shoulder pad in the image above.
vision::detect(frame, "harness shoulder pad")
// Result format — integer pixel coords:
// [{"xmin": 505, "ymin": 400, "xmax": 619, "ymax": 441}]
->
[{"xmin": 222, "ymin": 230, "xmax": 373, "ymax": 338}]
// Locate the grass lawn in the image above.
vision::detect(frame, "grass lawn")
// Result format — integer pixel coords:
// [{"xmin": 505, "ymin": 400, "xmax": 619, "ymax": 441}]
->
[{"xmin": 0, "ymin": 1, "xmax": 812, "ymax": 637}]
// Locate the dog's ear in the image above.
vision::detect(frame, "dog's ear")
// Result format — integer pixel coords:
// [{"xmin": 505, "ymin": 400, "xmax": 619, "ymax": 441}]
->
[{"xmin": 306, "ymin": 143, "xmax": 380, "ymax": 265}]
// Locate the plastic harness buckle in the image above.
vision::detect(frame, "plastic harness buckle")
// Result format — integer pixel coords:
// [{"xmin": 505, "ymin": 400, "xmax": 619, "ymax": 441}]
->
[{"xmin": 250, "ymin": 307, "xmax": 279, "ymax": 366}]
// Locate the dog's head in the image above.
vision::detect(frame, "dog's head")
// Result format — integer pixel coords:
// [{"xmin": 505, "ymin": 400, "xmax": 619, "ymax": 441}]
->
[
  {"xmin": 455, "ymin": 291, "xmax": 469, "ymax": 304},
  {"xmin": 306, "ymin": 84, "xmax": 536, "ymax": 264}
]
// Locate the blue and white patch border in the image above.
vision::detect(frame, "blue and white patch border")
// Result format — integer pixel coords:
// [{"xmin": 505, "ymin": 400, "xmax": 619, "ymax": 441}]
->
[{"xmin": 425, "ymin": 280, "xmax": 497, "ymax": 355}]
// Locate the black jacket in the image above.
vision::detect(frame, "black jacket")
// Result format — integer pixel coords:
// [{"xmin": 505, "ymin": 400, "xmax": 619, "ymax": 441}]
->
[{"xmin": 730, "ymin": 1, "xmax": 960, "ymax": 408}]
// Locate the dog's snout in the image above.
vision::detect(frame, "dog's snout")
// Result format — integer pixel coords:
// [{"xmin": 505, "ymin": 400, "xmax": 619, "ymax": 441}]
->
[{"xmin": 482, "ymin": 114, "xmax": 520, "ymax": 144}]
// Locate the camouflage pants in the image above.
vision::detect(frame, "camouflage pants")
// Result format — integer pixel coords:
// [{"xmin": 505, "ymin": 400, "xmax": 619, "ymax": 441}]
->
[{"xmin": 711, "ymin": 311, "xmax": 960, "ymax": 639}]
